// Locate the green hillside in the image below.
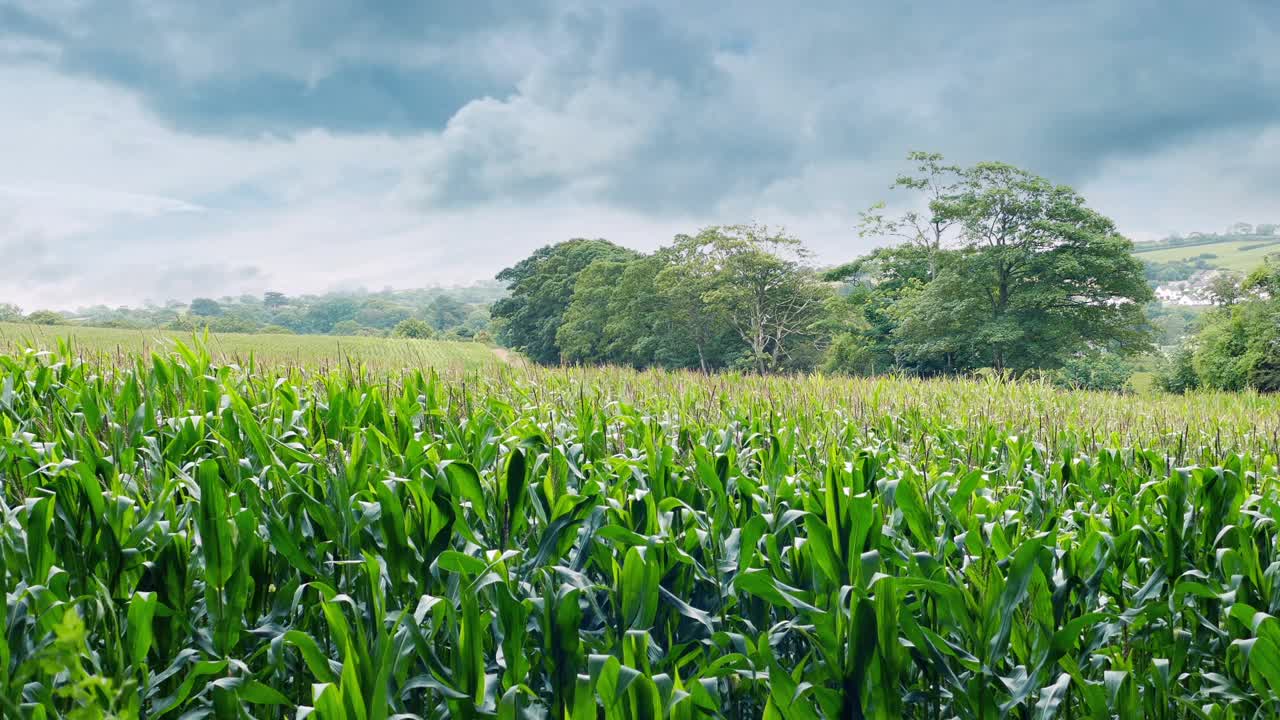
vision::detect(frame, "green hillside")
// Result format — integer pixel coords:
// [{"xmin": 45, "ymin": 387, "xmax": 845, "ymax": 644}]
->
[{"xmin": 1134, "ymin": 234, "xmax": 1280, "ymax": 273}]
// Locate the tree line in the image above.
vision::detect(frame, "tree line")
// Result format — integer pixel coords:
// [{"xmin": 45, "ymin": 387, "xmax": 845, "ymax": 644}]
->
[
  {"xmin": 493, "ymin": 153, "xmax": 1156, "ymax": 386},
  {"xmin": 0, "ymin": 285, "xmax": 505, "ymax": 340}
]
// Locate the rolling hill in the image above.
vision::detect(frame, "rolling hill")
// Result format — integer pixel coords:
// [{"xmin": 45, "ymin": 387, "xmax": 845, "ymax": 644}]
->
[{"xmin": 1134, "ymin": 232, "xmax": 1280, "ymax": 273}]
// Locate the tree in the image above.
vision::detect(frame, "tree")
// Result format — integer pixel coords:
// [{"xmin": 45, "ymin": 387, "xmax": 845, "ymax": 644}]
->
[
  {"xmin": 394, "ymin": 318, "xmax": 435, "ymax": 339},
  {"xmin": 683, "ymin": 225, "xmax": 832, "ymax": 373},
  {"xmin": 824, "ymin": 244, "xmax": 948, "ymax": 374},
  {"xmin": 0, "ymin": 303, "xmax": 22, "ymax": 322},
  {"xmin": 1183, "ymin": 293, "xmax": 1280, "ymax": 392},
  {"xmin": 354, "ymin": 299, "xmax": 411, "ymax": 329},
  {"xmin": 623, "ymin": 253, "xmax": 720, "ymax": 369},
  {"xmin": 1206, "ymin": 270, "xmax": 1245, "ymax": 306},
  {"xmin": 24, "ymin": 310, "xmax": 63, "ymax": 325},
  {"xmin": 879, "ymin": 157, "xmax": 1153, "ymax": 375},
  {"xmin": 263, "ymin": 291, "xmax": 289, "ymax": 309},
  {"xmin": 189, "ymin": 298, "xmax": 222, "ymax": 317},
  {"xmin": 1244, "ymin": 259, "xmax": 1280, "ymax": 297},
  {"xmin": 492, "ymin": 239, "xmax": 638, "ymax": 364},
  {"xmin": 856, "ymin": 151, "xmax": 963, "ymax": 279},
  {"xmin": 557, "ymin": 260, "xmax": 629, "ymax": 365},
  {"xmin": 559, "ymin": 250, "xmax": 743, "ymax": 371},
  {"xmin": 305, "ymin": 297, "xmax": 359, "ymax": 333},
  {"xmin": 1155, "ymin": 346, "xmax": 1200, "ymax": 393},
  {"xmin": 332, "ymin": 320, "xmax": 363, "ymax": 336},
  {"xmin": 426, "ymin": 295, "xmax": 468, "ymax": 331}
]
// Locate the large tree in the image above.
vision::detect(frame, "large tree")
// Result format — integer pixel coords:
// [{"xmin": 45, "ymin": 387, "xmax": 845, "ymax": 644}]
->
[
  {"xmin": 861, "ymin": 157, "xmax": 1153, "ymax": 375},
  {"xmin": 678, "ymin": 225, "xmax": 832, "ymax": 373},
  {"xmin": 492, "ymin": 239, "xmax": 637, "ymax": 364},
  {"xmin": 426, "ymin": 295, "xmax": 468, "ymax": 330}
]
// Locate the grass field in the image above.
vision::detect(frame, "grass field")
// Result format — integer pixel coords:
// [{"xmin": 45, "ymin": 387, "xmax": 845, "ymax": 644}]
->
[
  {"xmin": 3, "ymin": 339, "xmax": 1280, "ymax": 717},
  {"xmin": 0, "ymin": 321, "xmax": 505, "ymax": 374},
  {"xmin": 1134, "ymin": 237, "xmax": 1280, "ymax": 272}
]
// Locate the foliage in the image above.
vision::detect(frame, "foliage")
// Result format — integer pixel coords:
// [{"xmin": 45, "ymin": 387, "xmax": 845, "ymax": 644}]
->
[
  {"xmin": 557, "ymin": 260, "xmax": 630, "ymax": 365},
  {"xmin": 25, "ymin": 309, "xmax": 65, "ymax": 325},
  {"xmin": 1048, "ymin": 348, "xmax": 1133, "ymax": 391},
  {"xmin": 831, "ymin": 155, "xmax": 1154, "ymax": 377},
  {"xmin": 1191, "ymin": 302, "xmax": 1280, "ymax": 392},
  {"xmin": 2, "ymin": 340, "xmax": 1280, "ymax": 717},
  {"xmin": 426, "ymin": 295, "xmax": 468, "ymax": 331},
  {"xmin": 889, "ymin": 160, "xmax": 1153, "ymax": 373},
  {"xmin": 492, "ymin": 239, "xmax": 638, "ymax": 364},
  {"xmin": 1170, "ymin": 261, "xmax": 1280, "ymax": 392},
  {"xmin": 393, "ymin": 318, "xmax": 436, "ymax": 339},
  {"xmin": 825, "ymin": 245, "xmax": 941, "ymax": 374},
  {"xmin": 536, "ymin": 227, "xmax": 831, "ymax": 373},
  {"xmin": 189, "ymin": 297, "xmax": 223, "ymax": 316},
  {"xmin": 1143, "ymin": 255, "xmax": 1215, "ymax": 282},
  {"xmin": 1, "ymin": 285, "xmax": 506, "ymax": 340},
  {"xmin": 1147, "ymin": 303, "xmax": 1205, "ymax": 346},
  {"xmin": 1206, "ymin": 270, "xmax": 1246, "ymax": 306},
  {"xmin": 0, "ymin": 303, "xmax": 22, "ymax": 321},
  {"xmin": 1155, "ymin": 345, "xmax": 1201, "ymax": 393},
  {"xmin": 688, "ymin": 225, "xmax": 832, "ymax": 373}
]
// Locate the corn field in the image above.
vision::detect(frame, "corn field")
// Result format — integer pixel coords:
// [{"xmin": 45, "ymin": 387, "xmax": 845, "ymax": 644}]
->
[
  {"xmin": 0, "ymin": 323, "xmax": 503, "ymax": 376},
  {"xmin": 3, "ymin": 340, "xmax": 1280, "ymax": 718}
]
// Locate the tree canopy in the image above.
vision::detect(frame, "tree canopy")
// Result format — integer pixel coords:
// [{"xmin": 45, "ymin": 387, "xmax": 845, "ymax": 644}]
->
[
  {"xmin": 491, "ymin": 239, "xmax": 639, "ymax": 364},
  {"xmin": 833, "ymin": 157, "xmax": 1153, "ymax": 376},
  {"xmin": 494, "ymin": 155, "xmax": 1155, "ymax": 386}
]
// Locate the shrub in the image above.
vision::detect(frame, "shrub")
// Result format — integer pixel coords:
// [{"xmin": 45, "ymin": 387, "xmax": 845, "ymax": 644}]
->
[{"xmin": 393, "ymin": 318, "xmax": 435, "ymax": 339}]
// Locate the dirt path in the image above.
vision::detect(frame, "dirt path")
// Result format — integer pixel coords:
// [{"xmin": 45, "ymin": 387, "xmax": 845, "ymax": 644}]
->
[{"xmin": 490, "ymin": 347, "xmax": 524, "ymax": 366}]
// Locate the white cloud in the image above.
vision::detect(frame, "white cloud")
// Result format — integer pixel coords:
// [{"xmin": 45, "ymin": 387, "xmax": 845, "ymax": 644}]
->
[{"xmin": 0, "ymin": 63, "xmax": 705, "ymax": 309}]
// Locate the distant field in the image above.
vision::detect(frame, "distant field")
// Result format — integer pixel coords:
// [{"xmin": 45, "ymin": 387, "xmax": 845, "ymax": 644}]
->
[
  {"xmin": 0, "ymin": 322, "xmax": 505, "ymax": 373},
  {"xmin": 1135, "ymin": 237, "xmax": 1280, "ymax": 272}
]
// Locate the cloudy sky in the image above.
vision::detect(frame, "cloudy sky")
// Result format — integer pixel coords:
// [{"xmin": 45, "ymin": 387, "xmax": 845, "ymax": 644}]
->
[{"xmin": 2, "ymin": 1, "xmax": 1278, "ymax": 309}]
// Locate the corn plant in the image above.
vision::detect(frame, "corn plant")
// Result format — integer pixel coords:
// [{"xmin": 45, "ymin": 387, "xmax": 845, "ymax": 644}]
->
[{"xmin": 1, "ymin": 339, "xmax": 1279, "ymax": 718}]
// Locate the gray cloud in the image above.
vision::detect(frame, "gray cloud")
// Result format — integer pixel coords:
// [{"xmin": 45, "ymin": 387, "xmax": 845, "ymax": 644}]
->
[{"xmin": 0, "ymin": 0, "xmax": 1279, "ymax": 306}]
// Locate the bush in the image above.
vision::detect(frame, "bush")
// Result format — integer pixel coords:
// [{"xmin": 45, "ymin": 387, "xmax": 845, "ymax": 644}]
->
[
  {"xmin": 332, "ymin": 320, "xmax": 362, "ymax": 336},
  {"xmin": 821, "ymin": 332, "xmax": 887, "ymax": 376},
  {"xmin": 393, "ymin": 318, "xmax": 435, "ymax": 339},
  {"xmin": 1155, "ymin": 346, "xmax": 1200, "ymax": 393},
  {"xmin": 24, "ymin": 310, "xmax": 64, "ymax": 325},
  {"xmin": 1049, "ymin": 349, "xmax": 1133, "ymax": 392}
]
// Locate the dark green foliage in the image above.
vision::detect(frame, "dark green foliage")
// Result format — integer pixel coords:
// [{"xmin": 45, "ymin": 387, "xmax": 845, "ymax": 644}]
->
[
  {"xmin": 426, "ymin": 295, "xmax": 468, "ymax": 331},
  {"xmin": 1143, "ymin": 256, "xmax": 1215, "ymax": 282},
  {"xmin": 189, "ymin": 297, "xmax": 223, "ymax": 316},
  {"xmin": 551, "ymin": 226, "xmax": 831, "ymax": 372},
  {"xmin": 492, "ymin": 238, "xmax": 639, "ymax": 364},
  {"xmin": 393, "ymin": 318, "xmax": 435, "ymax": 339},
  {"xmin": 891, "ymin": 161, "xmax": 1154, "ymax": 374}
]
